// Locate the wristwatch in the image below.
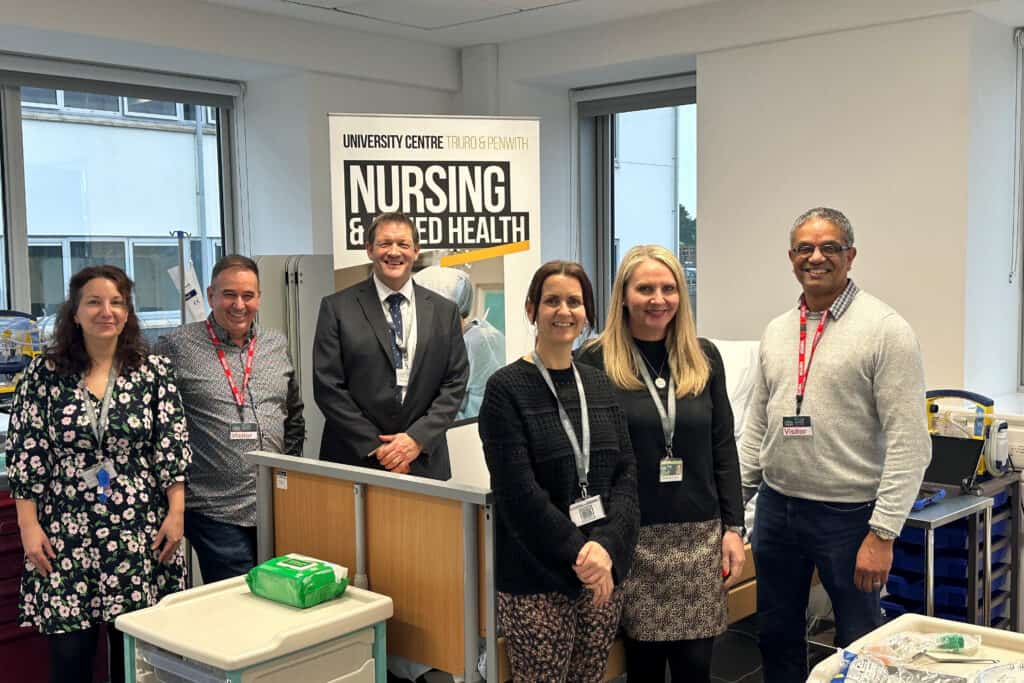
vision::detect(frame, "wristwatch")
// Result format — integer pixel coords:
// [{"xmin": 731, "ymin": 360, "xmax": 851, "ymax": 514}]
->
[
  {"xmin": 724, "ymin": 525, "xmax": 746, "ymax": 539},
  {"xmin": 870, "ymin": 526, "xmax": 898, "ymax": 541}
]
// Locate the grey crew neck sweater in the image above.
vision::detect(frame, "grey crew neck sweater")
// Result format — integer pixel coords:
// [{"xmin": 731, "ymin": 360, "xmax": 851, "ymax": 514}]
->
[{"xmin": 739, "ymin": 289, "xmax": 930, "ymax": 536}]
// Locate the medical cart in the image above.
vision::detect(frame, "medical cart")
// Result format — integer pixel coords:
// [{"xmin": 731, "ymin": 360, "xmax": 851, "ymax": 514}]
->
[{"xmin": 115, "ymin": 576, "xmax": 392, "ymax": 683}]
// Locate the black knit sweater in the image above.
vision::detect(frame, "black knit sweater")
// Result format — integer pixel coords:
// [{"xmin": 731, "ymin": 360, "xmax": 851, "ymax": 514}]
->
[
  {"xmin": 576, "ymin": 339, "xmax": 744, "ymax": 529},
  {"xmin": 478, "ymin": 358, "xmax": 640, "ymax": 598}
]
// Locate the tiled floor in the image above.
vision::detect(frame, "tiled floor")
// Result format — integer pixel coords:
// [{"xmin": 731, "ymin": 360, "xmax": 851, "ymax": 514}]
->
[
  {"xmin": 706, "ymin": 615, "xmax": 838, "ymax": 683},
  {"xmin": 414, "ymin": 616, "xmax": 839, "ymax": 682},
  {"xmin": 710, "ymin": 615, "xmax": 764, "ymax": 683}
]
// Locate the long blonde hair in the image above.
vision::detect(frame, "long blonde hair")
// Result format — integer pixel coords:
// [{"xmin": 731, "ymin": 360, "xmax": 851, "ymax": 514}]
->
[{"xmin": 590, "ymin": 245, "xmax": 710, "ymax": 397}]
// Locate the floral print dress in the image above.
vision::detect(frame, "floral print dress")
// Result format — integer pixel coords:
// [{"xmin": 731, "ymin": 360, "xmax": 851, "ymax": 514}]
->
[{"xmin": 5, "ymin": 354, "xmax": 191, "ymax": 634}]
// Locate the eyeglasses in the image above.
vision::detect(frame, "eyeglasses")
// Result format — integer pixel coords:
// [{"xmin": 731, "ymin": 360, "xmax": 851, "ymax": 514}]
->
[{"xmin": 790, "ymin": 241, "xmax": 852, "ymax": 257}]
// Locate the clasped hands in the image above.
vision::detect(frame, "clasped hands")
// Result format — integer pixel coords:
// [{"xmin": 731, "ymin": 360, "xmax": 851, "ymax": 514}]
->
[
  {"xmin": 574, "ymin": 541, "xmax": 614, "ymax": 606},
  {"xmin": 373, "ymin": 432, "xmax": 422, "ymax": 474}
]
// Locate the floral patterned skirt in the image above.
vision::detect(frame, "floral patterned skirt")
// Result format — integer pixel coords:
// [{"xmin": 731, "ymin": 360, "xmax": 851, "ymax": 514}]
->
[{"xmin": 620, "ymin": 519, "xmax": 727, "ymax": 641}]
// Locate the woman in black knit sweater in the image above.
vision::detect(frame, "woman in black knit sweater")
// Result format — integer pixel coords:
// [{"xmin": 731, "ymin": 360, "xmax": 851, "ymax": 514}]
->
[
  {"xmin": 478, "ymin": 261, "xmax": 639, "ymax": 683},
  {"xmin": 577, "ymin": 245, "xmax": 745, "ymax": 682}
]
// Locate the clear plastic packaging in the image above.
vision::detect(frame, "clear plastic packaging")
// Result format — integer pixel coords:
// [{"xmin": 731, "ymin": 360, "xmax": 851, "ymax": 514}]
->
[
  {"xmin": 860, "ymin": 632, "xmax": 981, "ymax": 664},
  {"xmin": 832, "ymin": 651, "xmax": 969, "ymax": 683},
  {"xmin": 977, "ymin": 662, "xmax": 1024, "ymax": 683},
  {"xmin": 245, "ymin": 553, "xmax": 349, "ymax": 609}
]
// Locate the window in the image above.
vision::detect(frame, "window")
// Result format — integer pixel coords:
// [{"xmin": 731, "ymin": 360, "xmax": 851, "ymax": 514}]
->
[
  {"xmin": 576, "ymin": 78, "xmax": 697, "ymax": 322},
  {"xmin": 132, "ymin": 243, "xmax": 180, "ymax": 312},
  {"xmin": 62, "ymin": 90, "xmax": 119, "ymax": 113},
  {"xmin": 190, "ymin": 239, "xmax": 206, "ymax": 287},
  {"xmin": 28, "ymin": 244, "xmax": 64, "ymax": 317},
  {"xmin": 21, "ymin": 87, "xmax": 57, "ymax": 107},
  {"xmin": 70, "ymin": 240, "xmax": 126, "ymax": 273},
  {"xmin": 124, "ymin": 97, "xmax": 178, "ymax": 119},
  {"xmin": 0, "ymin": 76, "xmax": 235, "ymax": 326}
]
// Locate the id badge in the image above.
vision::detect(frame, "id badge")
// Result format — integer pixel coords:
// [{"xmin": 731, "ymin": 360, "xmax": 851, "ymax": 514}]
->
[
  {"xmin": 81, "ymin": 459, "xmax": 118, "ymax": 488},
  {"xmin": 783, "ymin": 415, "xmax": 813, "ymax": 437},
  {"xmin": 659, "ymin": 457, "xmax": 684, "ymax": 483},
  {"xmin": 395, "ymin": 367, "xmax": 410, "ymax": 387},
  {"xmin": 229, "ymin": 422, "xmax": 259, "ymax": 440},
  {"xmin": 569, "ymin": 495, "xmax": 606, "ymax": 527}
]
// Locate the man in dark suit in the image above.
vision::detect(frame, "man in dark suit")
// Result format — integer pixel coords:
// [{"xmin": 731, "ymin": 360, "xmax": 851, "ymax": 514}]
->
[{"xmin": 313, "ymin": 212, "xmax": 469, "ymax": 479}]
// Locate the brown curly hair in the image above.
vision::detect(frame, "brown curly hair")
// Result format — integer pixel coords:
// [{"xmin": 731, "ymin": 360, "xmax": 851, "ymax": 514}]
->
[{"xmin": 46, "ymin": 265, "xmax": 148, "ymax": 376}]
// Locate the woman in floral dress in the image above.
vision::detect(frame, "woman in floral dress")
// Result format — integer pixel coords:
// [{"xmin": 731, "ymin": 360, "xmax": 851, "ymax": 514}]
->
[{"xmin": 6, "ymin": 265, "xmax": 191, "ymax": 683}]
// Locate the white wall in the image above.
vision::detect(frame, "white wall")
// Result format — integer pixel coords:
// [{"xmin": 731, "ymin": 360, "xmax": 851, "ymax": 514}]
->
[
  {"xmin": 488, "ymin": 1, "xmax": 1019, "ymax": 392},
  {"xmin": 964, "ymin": 14, "xmax": 1019, "ymax": 395},
  {"xmin": 241, "ymin": 74, "xmax": 315, "ymax": 255},
  {"xmin": 0, "ymin": 0, "xmax": 458, "ymax": 90},
  {"xmin": 240, "ymin": 71, "xmax": 455, "ymax": 257},
  {"xmin": 698, "ymin": 13, "xmax": 974, "ymax": 389}
]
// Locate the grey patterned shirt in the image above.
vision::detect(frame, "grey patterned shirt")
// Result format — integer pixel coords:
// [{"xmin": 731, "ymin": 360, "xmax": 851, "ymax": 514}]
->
[{"xmin": 155, "ymin": 315, "xmax": 304, "ymax": 526}]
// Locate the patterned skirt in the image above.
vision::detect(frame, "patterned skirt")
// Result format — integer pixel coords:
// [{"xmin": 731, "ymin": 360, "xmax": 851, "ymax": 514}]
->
[{"xmin": 621, "ymin": 519, "xmax": 728, "ymax": 641}]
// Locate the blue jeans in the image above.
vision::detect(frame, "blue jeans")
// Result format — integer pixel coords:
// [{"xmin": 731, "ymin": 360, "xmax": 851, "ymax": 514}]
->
[
  {"xmin": 752, "ymin": 485, "xmax": 882, "ymax": 683},
  {"xmin": 184, "ymin": 510, "xmax": 258, "ymax": 584}
]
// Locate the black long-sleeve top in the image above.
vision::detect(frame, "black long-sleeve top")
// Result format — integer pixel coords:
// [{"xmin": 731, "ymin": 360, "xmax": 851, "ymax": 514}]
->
[
  {"xmin": 576, "ymin": 338, "xmax": 743, "ymax": 529},
  {"xmin": 478, "ymin": 358, "xmax": 640, "ymax": 598}
]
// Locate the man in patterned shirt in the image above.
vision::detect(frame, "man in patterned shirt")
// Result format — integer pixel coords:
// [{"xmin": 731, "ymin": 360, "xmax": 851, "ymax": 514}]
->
[{"xmin": 156, "ymin": 255, "xmax": 305, "ymax": 583}]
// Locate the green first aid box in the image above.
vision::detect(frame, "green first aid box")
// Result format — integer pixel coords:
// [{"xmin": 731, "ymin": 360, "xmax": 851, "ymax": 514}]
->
[{"xmin": 246, "ymin": 553, "xmax": 350, "ymax": 609}]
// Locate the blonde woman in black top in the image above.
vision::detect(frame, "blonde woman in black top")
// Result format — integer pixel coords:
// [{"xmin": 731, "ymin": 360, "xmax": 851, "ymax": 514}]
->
[
  {"xmin": 578, "ymin": 245, "xmax": 744, "ymax": 683},
  {"xmin": 478, "ymin": 261, "xmax": 639, "ymax": 682}
]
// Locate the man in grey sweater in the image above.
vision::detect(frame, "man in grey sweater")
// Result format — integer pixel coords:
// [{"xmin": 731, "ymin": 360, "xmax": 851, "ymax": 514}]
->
[{"xmin": 740, "ymin": 207, "xmax": 930, "ymax": 683}]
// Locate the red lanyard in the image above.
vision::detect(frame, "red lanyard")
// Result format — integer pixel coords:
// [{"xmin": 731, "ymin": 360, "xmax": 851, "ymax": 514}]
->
[
  {"xmin": 796, "ymin": 303, "xmax": 828, "ymax": 415},
  {"xmin": 205, "ymin": 320, "xmax": 256, "ymax": 408}
]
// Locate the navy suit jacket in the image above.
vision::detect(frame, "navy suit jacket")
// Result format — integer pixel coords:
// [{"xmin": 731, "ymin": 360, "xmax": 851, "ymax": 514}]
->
[{"xmin": 312, "ymin": 277, "xmax": 469, "ymax": 479}]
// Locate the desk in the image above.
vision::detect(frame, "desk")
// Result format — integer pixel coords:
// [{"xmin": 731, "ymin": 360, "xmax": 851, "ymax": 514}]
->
[{"xmin": 903, "ymin": 494, "xmax": 993, "ymax": 624}]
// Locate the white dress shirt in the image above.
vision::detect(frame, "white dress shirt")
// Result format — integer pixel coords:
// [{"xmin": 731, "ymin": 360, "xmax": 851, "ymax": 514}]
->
[{"xmin": 372, "ymin": 273, "xmax": 417, "ymax": 402}]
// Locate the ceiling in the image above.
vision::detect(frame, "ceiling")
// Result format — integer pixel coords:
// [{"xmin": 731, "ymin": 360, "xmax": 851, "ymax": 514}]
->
[{"xmin": 198, "ymin": 0, "xmax": 722, "ymax": 46}]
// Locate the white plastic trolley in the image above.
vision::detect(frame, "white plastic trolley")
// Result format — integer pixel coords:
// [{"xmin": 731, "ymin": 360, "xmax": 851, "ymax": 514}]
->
[{"xmin": 115, "ymin": 576, "xmax": 393, "ymax": 683}]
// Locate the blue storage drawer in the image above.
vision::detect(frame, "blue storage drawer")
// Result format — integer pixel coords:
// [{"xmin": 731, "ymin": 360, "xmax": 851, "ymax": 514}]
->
[
  {"xmin": 882, "ymin": 592, "xmax": 1007, "ymax": 626},
  {"xmin": 880, "ymin": 597, "xmax": 909, "ymax": 620},
  {"xmin": 892, "ymin": 538, "xmax": 1009, "ymax": 577},
  {"xmin": 885, "ymin": 566, "xmax": 1008, "ymax": 607},
  {"xmin": 898, "ymin": 516, "xmax": 1009, "ymax": 549}
]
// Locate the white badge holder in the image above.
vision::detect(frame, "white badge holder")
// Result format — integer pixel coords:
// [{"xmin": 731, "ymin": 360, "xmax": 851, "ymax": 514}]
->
[
  {"xmin": 659, "ymin": 457, "xmax": 684, "ymax": 483},
  {"xmin": 569, "ymin": 495, "xmax": 606, "ymax": 527},
  {"xmin": 81, "ymin": 459, "xmax": 118, "ymax": 488}
]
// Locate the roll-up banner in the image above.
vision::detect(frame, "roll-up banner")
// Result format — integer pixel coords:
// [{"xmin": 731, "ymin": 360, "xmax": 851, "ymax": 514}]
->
[{"xmin": 328, "ymin": 114, "xmax": 541, "ymax": 419}]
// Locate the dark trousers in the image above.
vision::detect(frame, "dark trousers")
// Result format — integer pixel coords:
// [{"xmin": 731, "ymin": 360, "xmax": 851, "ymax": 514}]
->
[
  {"xmin": 185, "ymin": 510, "xmax": 258, "ymax": 584},
  {"xmin": 48, "ymin": 623, "xmax": 124, "ymax": 683},
  {"xmin": 624, "ymin": 635, "xmax": 715, "ymax": 683},
  {"xmin": 752, "ymin": 485, "xmax": 882, "ymax": 683}
]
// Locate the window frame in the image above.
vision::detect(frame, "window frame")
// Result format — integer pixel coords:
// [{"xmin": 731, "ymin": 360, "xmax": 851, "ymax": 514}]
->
[
  {"xmin": 0, "ymin": 64, "xmax": 239, "ymax": 314},
  {"xmin": 26, "ymin": 235, "xmax": 221, "ymax": 326},
  {"xmin": 572, "ymin": 74, "xmax": 697, "ymax": 330}
]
